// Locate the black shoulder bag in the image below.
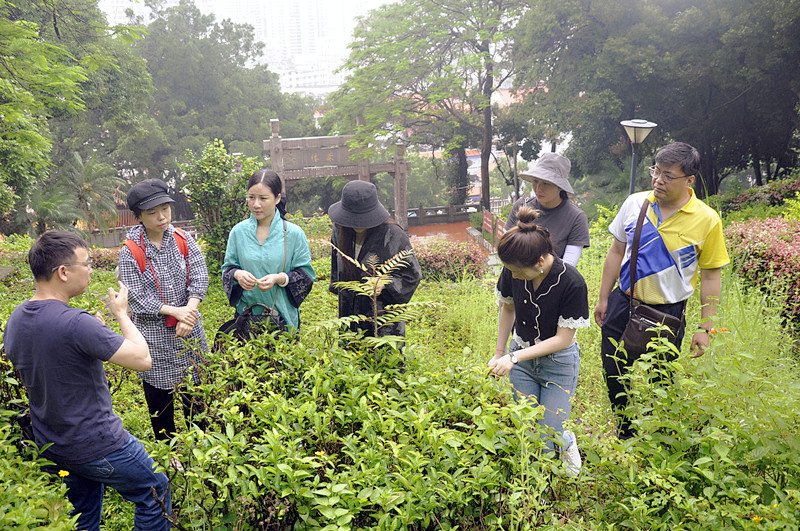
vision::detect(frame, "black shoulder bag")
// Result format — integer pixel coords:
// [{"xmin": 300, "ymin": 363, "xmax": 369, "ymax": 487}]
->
[{"xmin": 618, "ymin": 199, "xmax": 684, "ymax": 356}]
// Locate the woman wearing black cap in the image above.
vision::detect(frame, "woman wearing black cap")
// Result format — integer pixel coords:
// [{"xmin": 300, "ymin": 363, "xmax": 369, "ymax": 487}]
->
[
  {"xmin": 118, "ymin": 178, "xmax": 209, "ymax": 442},
  {"xmin": 328, "ymin": 180, "xmax": 422, "ymax": 338}
]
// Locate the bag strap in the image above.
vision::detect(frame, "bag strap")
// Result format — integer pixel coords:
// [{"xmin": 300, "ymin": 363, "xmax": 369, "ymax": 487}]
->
[
  {"xmin": 628, "ymin": 198, "xmax": 650, "ymax": 309},
  {"xmin": 124, "ymin": 228, "xmax": 189, "ymax": 279},
  {"xmin": 124, "ymin": 228, "xmax": 191, "ymax": 308},
  {"xmin": 628, "ymin": 200, "xmax": 688, "ymax": 318},
  {"xmin": 270, "ymin": 219, "xmax": 288, "ymax": 312}
]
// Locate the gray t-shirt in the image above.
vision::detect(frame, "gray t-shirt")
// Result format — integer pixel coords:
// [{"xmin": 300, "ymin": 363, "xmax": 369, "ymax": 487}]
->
[
  {"xmin": 505, "ymin": 197, "xmax": 590, "ymax": 259},
  {"xmin": 4, "ymin": 299, "xmax": 127, "ymax": 465}
]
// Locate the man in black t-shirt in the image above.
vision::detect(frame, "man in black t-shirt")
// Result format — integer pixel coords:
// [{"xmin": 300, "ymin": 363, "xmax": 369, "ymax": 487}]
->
[{"xmin": 4, "ymin": 231, "xmax": 171, "ymax": 531}]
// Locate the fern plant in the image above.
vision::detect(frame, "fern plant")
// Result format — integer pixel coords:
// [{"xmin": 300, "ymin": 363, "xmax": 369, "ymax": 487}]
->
[{"xmin": 316, "ymin": 245, "xmax": 438, "ymax": 350}]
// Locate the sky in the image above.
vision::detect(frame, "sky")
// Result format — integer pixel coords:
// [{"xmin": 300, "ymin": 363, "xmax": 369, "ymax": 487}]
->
[{"xmin": 99, "ymin": 0, "xmax": 389, "ymax": 94}]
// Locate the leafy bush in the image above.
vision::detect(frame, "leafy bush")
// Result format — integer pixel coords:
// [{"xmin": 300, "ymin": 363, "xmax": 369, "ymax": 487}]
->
[
  {"xmin": 710, "ymin": 175, "xmax": 800, "ymax": 214},
  {"xmin": 591, "ymin": 326, "xmax": 800, "ymax": 530},
  {"xmin": 782, "ymin": 193, "xmax": 800, "ymax": 221},
  {"xmin": 287, "ymin": 211, "xmax": 332, "ymax": 241},
  {"xmin": 180, "ymin": 140, "xmax": 262, "ymax": 272},
  {"xmin": 88, "ymin": 247, "xmax": 120, "ymax": 270},
  {"xmin": 0, "ymin": 424, "xmax": 77, "ymax": 529},
  {"xmin": 288, "ymin": 211, "xmax": 333, "ymax": 261},
  {"xmin": 412, "ymin": 238, "xmax": 487, "ymax": 281},
  {"xmin": 724, "ymin": 217, "xmax": 800, "ymax": 317},
  {"xmin": 720, "ymin": 203, "xmax": 787, "ymax": 226},
  {"xmin": 148, "ymin": 333, "xmax": 576, "ymax": 530}
]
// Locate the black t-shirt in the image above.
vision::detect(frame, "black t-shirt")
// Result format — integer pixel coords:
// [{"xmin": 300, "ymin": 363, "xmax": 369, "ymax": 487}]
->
[
  {"xmin": 496, "ymin": 257, "xmax": 590, "ymax": 346},
  {"xmin": 505, "ymin": 197, "xmax": 590, "ymax": 259},
  {"xmin": 4, "ymin": 299, "xmax": 127, "ymax": 465}
]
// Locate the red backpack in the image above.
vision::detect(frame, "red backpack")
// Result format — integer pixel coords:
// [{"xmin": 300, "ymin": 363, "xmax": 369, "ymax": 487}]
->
[
  {"xmin": 123, "ymin": 228, "xmax": 190, "ymax": 327},
  {"xmin": 123, "ymin": 227, "xmax": 189, "ymax": 276}
]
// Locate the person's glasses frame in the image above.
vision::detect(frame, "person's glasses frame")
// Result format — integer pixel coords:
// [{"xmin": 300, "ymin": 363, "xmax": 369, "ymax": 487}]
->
[
  {"xmin": 51, "ymin": 259, "xmax": 93, "ymax": 272},
  {"xmin": 649, "ymin": 165, "xmax": 691, "ymax": 181}
]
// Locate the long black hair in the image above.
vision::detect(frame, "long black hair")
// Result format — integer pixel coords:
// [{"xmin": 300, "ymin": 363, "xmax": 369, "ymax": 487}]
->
[{"xmin": 248, "ymin": 169, "xmax": 287, "ymax": 218}]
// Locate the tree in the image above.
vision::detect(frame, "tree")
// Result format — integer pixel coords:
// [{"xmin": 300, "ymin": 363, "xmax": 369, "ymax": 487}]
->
[
  {"xmin": 513, "ymin": 0, "xmax": 800, "ymax": 197},
  {"xmin": 55, "ymin": 152, "xmax": 125, "ymax": 231},
  {"xmin": 493, "ymin": 101, "xmax": 543, "ymax": 200},
  {"xmin": 327, "ymin": 0, "xmax": 528, "ymax": 210},
  {"xmin": 131, "ymin": 0, "xmax": 317, "ymax": 183},
  {"xmin": 0, "ymin": 0, "xmax": 88, "ymax": 233},
  {"xmin": 180, "ymin": 139, "xmax": 261, "ymax": 271}
]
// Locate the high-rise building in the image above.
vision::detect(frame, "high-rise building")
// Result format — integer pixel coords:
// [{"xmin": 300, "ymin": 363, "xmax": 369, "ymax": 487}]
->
[{"xmin": 98, "ymin": 0, "xmax": 385, "ymax": 95}]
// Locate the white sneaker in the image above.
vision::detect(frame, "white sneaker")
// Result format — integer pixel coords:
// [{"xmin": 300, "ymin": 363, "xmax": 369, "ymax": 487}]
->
[{"xmin": 561, "ymin": 430, "xmax": 582, "ymax": 478}]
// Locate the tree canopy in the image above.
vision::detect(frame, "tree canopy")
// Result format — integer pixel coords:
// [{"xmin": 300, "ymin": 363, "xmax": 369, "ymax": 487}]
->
[
  {"xmin": 513, "ymin": 0, "xmax": 800, "ymax": 197},
  {"xmin": 327, "ymin": 0, "xmax": 527, "ymax": 209},
  {"xmin": 130, "ymin": 0, "xmax": 318, "ymax": 182}
]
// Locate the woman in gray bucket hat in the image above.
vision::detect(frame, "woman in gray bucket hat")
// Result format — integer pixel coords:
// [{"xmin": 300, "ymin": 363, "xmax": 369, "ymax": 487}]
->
[
  {"xmin": 505, "ymin": 153, "xmax": 590, "ymax": 266},
  {"xmin": 328, "ymin": 180, "xmax": 422, "ymax": 339}
]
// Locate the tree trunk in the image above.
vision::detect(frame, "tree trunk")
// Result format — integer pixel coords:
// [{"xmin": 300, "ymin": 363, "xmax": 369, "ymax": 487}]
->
[
  {"xmin": 753, "ymin": 159, "xmax": 763, "ymax": 187},
  {"xmin": 481, "ymin": 44, "xmax": 493, "ymax": 211}
]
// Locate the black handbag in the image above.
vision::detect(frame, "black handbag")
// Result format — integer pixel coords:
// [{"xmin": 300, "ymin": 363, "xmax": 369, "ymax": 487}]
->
[
  {"xmin": 618, "ymin": 199, "xmax": 684, "ymax": 356},
  {"xmin": 216, "ymin": 303, "xmax": 287, "ymax": 344}
]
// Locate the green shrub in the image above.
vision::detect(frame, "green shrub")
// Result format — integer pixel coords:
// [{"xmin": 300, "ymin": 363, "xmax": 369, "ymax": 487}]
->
[
  {"xmin": 180, "ymin": 140, "xmax": 262, "ymax": 272},
  {"xmin": 711, "ymin": 174, "xmax": 800, "ymax": 214},
  {"xmin": 591, "ymin": 321, "xmax": 800, "ymax": 530},
  {"xmin": 0, "ymin": 424, "xmax": 77, "ymax": 529},
  {"xmin": 412, "ymin": 238, "xmax": 487, "ymax": 281},
  {"xmin": 724, "ymin": 217, "xmax": 800, "ymax": 317},
  {"xmin": 154, "ymin": 334, "xmax": 569, "ymax": 529},
  {"xmin": 288, "ymin": 211, "xmax": 333, "ymax": 241}
]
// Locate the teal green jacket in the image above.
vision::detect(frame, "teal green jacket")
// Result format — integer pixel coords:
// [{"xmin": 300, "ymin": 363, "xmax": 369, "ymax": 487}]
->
[{"xmin": 222, "ymin": 214, "xmax": 315, "ymax": 329}]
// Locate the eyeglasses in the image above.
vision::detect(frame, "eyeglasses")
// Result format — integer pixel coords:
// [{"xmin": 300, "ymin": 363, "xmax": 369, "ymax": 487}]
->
[
  {"xmin": 649, "ymin": 166, "xmax": 691, "ymax": 181},
  {"xmin": 51, "ymin": 259, "xmax": 93, "ymax": 272}
]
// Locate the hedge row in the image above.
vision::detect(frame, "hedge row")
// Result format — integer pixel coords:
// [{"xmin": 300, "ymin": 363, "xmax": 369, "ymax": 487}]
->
[{"xmin": 724, "ymin": 216, "xmax": 800, "ymax": 317}]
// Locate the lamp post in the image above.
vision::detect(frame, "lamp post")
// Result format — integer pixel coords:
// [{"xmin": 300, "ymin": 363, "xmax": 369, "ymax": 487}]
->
[{"xmin": 620, "ymin": 119, "xmax": 657, "ymax": 194}]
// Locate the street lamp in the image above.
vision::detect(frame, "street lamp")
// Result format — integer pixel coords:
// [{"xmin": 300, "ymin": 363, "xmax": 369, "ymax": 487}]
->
[{"xmin": 620, "ymin": 119, "xmax": 657, "ymax": 194}]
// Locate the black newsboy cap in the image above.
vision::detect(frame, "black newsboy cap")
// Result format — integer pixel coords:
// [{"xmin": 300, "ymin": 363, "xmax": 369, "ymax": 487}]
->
[{"xmin": 127, "ymin": 179, "xmax": 175, "ymax": 212}]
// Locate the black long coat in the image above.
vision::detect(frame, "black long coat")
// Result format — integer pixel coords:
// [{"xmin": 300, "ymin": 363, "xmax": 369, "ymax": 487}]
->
[{"xmin": 329, "ymin": 223, "xmax": 422, "ymax": 338}]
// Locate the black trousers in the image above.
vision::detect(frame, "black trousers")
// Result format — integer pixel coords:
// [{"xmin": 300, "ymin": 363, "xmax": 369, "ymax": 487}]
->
[
  {"xmin": 600, "ymin": 288, "xmax": 687, "ymax": 438},
  {"xmin": 142, "ymin": 380, "xmax": 205, "ymax": 441}
]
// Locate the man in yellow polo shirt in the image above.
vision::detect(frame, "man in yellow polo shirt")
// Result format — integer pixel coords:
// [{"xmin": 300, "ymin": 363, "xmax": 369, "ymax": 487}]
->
[{"xmin": 594, "ymin": 142, "xmax": 730, "ymax": 439}]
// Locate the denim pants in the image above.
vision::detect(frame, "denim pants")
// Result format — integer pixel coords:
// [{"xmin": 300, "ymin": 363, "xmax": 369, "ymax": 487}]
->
[
  {"xmin": 44, "ymin": 434, "xmax": 171, "ymax": 531},
  {"xmin": 509, "ymin": 340, "xmax": 581, "ymax": 452}
]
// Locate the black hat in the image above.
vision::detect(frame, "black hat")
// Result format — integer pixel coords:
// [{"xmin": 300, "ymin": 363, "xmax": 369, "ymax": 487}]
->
[
  {"xmin": 127, "ymin": 179, "xmax": 175, "ymax": 212},
  {"xmin": 328, "ymin": 180, "xmax": 390, "ymax": 230}
]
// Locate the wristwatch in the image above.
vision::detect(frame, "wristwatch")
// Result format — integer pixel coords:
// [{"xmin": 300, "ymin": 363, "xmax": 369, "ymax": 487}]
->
[{"xmin": 508, "ymin": 352, "xmax": 519, "ymax": 364}]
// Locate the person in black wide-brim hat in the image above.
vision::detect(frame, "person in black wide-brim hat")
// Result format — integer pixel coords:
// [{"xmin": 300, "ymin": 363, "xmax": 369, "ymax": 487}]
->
[{"xmin": 328, "ymin": 180, "xmax": 422, "ymax": 339}]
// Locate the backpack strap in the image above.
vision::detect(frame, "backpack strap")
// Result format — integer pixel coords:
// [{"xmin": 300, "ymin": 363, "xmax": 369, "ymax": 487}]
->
[
  {"xmin": 173, "ymin": 227, "xmax": 188, "ymax": 259},
  {"xmin": 123, "ymin": 239, "xmax": 146, "ymax": 273},
  {"xmin": 123, "ymin": 227, "xmax": 190, "ymax": 284}
]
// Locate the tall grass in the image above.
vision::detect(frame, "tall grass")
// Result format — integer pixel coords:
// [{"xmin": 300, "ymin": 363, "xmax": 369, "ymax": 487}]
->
[{"xmin": 2, "ymin": 231, "xmax": 799, "ymax": 529}]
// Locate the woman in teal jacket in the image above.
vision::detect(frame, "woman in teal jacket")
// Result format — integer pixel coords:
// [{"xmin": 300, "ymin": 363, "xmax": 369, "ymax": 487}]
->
[{"xmin": 222, "ymin": 170, "xmax": 315, "ymax": 329}]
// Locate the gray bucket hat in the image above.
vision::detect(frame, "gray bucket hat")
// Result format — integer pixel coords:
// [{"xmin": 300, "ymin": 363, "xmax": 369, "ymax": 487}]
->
[
  {"xmin": 328, "ymin": 180, "xmax": 390, "ymax": 230},
  {"xmin": 519, "ymin": 153, "xmax": 573, "ymax": 194}
]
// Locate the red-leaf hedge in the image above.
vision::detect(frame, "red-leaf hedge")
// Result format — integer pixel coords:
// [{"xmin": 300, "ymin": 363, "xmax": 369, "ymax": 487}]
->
[{"xmin": 725, "ymin": 217, "xmax": 800, "ymax": 317}]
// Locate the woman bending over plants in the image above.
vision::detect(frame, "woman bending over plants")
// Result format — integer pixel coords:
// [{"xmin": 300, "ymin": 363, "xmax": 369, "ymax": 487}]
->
[{"xmin": 488, "ymin": 206, "xmax": 590, "ymax": 477}]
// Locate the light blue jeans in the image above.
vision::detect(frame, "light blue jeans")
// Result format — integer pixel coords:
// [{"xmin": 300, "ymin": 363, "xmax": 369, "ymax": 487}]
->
[
  {"xmin": 43, "ymin": 434, "xmax": 171, "ymax": 530},
  {"xmin": 509, "ymin": 340, "xmax": 581, "ymax": 452}
]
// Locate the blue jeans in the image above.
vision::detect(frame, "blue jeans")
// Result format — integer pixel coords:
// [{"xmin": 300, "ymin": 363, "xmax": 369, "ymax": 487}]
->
[
  {"xmin": 44, "ymin": 434, "xmax": 171, "ymax": 530},
  {"xmin": 509, "ymin": 341, "xmax": 581, "ymax": 452}
]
